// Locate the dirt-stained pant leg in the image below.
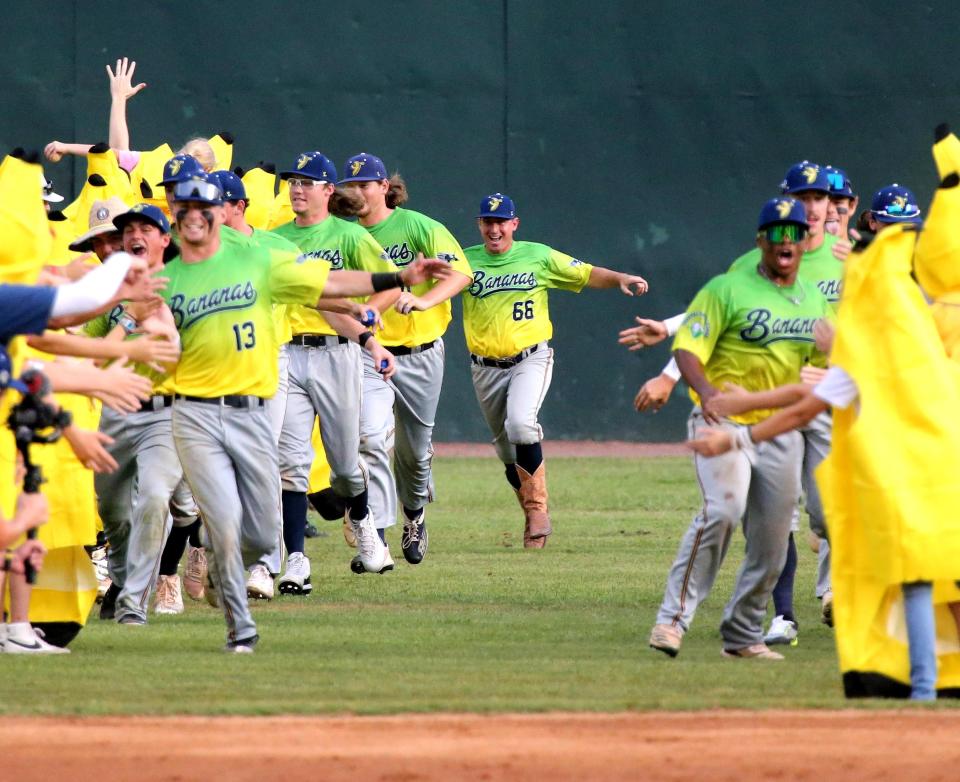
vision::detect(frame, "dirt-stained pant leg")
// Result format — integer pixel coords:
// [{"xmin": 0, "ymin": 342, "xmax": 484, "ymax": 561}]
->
[{"xmin": 656, "ymin": 410, "xmax": 751, "ymax": 631}]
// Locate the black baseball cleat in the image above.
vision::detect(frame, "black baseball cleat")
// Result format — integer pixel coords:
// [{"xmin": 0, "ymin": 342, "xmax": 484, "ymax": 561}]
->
[
  {"xmin": 99, "ymin": 583, "xmax": 120, "ymax": 621},
  {"xmin": 225, "ymin": 634, "xmax": 259, "ymax": 654},
  {"xmin": 401, "ymin": 509, "xmax": 429, "ymax": 565}
]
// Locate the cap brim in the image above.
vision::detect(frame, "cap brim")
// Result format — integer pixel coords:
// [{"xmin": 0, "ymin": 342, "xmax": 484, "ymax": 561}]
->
[
  {"xmin": 279, "ymin": 171, "xmax": 331, "ymax": 181},
  {"xmin": 68, "ymin": 223, "xmax": 120, "ymax": 252},
  {"xmin": 758, "ymin": 219, "xmax": 810, "ymax": 230},
  {"xmin": 338, "ymin": 175, "xmax": 386, "ymax": 184},
  {"xmin": 113, "ymin": 212, "xmax": 169, "ymax": 233}
]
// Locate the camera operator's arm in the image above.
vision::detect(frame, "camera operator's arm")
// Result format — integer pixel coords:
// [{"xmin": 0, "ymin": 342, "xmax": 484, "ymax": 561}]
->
[
  {"xmin": 40, "ymin": 358, "xmax": 152, "ymax": 413},
  {"xmin": 6, "ymin": 539, "xmax": 46, "ymax": 576},
  {"xmin": 0, "ymin": 492, "xmax": 47, "ymax": 549}
]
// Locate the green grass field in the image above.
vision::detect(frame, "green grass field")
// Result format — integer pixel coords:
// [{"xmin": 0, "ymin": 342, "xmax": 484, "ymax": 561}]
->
[{"xmin": 0, "ymin": 456, "xmax": 900, "ymax": 715}]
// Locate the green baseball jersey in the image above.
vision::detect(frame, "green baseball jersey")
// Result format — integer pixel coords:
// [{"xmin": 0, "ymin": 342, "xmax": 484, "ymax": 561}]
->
[
  {"xmin": 161, "ymin": 242, "xmax": 330, "ymax": 397},
  {"xmin": 462, "ymin": 241, "xmax": 593, "ymax": 358},
  {"xmin": 730, "ymin": 233, "xmax": 843, "ymax": 308},
  {"xmin": 271, "ymin": 215, "xmax": 393, "ymax": 337},
  {"xmin": 250, "ymin": 227, "xmax": 299, "ymax": 345},
  {"xmin": 729, "ymin": 233, "xmax": 841, "ymax": 367},
  {"xmin": 364, "ymin": 208, "xmax": 472, "ymax": 346},
  {"xmin": 84, "ymin": 303, "xmax": 173, "ymax": 394},
  {"xmin": 673, "ymin": 261, "xmax": 830, "ymax": 424}
]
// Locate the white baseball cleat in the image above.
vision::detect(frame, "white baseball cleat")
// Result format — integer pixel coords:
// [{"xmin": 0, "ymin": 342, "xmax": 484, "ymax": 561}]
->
[
  {"xmin": 3, "ymin": 623, "xmax": 70, "ymax": 654},
  {"xmin": 246, "ymin": 564, "xmax": 275, "ymax": 600},
  {"xmin": 277, "ymin": 552, "xmax": 312, "ymax": 595},
  {"xmin": 350, "ymin": 545, "xmax": 395, "ymax": 575},
  {"xmin": 154, "ymin": 574, "xmax": 185, "ymax": 615},
  {"xmin": 350, "ymin": 513, "xmax": 387, "ymax": 573},
  {"xmin": 763, "ymin": 615, "xmax": 798, "ymax": 646}
]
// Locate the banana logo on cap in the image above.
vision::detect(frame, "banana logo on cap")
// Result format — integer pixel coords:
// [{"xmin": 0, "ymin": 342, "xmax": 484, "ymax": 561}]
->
[
  {"xmin": 776, "ymin": 200, "xmax": 792, "ymax": 219},
  {"xmin": 488, "ymin": 196, "xmax": 503, "ymax": 212},
  {"xmin": 296, "ymin": 154, "xmax": 311, "ymax": 170},
  {"xmin": 169, "ymin": 158, "xmax": 183, "ymax": 177},
  {"xmin": 350, "ymin": 160, "xmax": 363, "ymax": 176},
  {"xmin": 890, "ymin": 194, "xmax": 908, "ymax": 214},
  {"xmin": 802, "ymin": 164, "xmax": 818, "ymax": 184},
  {"xmin": 131, "ymin": 204, "xmax": 146, "ymax": 213}
]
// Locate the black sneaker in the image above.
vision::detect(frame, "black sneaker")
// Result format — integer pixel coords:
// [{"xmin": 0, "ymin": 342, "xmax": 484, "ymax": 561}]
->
[
  {"xmin": 401, "ymin": 509, "xmax": 429, "ymax": 564},
  {"xmin": 99, "ymin": 583, "xmax": 120, "ymax": 620},
  {"xmin": 225, "ymin": 634, "xmax": 259, "ymax": 654},
  {"xmin": 304, "ymin": 522, "xmax": 321, "ymax": 539}
]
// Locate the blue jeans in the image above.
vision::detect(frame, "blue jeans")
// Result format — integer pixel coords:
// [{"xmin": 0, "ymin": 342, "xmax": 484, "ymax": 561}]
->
[{"xmin": 903, "ymin": 581, "xmax": 936, "ymax": 700}]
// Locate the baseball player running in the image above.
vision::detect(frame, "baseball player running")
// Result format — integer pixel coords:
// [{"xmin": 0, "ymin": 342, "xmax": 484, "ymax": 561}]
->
[
  {"xmin": 648, "ymin": 197, "xmax": 829, "ymax": 660},
  {"xmin": 271, "ymin": 151, "xmax": 398, "ymax": 592},
  {"xmin": 463, "ymin": 194, "xmax": 647, "ymax": 547},
  {"xmin": 161, "ymin": 173, "xmax": 450, "ymax": 651},
  {"xmin": 339, "ymin": 153, "xmax": 472, "ymax": 570},
  {"xmin": 84, "ymin": 203, "xmax": 194, "ymax": 625}
]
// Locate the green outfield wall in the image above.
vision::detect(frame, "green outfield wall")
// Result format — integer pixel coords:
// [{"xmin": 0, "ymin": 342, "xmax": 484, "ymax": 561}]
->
[{"xmin": 5, "ymin": 1, "xmax": 958, "ymax": 442}]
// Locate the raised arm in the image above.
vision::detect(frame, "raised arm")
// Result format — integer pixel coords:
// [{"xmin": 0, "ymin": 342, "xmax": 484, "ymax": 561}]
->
[{"xmin": 107, "ymin": 57, "xmax": 146, "ymax": 151}]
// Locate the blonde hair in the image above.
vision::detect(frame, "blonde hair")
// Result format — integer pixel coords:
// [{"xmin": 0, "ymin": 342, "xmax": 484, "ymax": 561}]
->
[{"xmin": 177, "ymin": 137, "xmax": 217, "ymax": 172}]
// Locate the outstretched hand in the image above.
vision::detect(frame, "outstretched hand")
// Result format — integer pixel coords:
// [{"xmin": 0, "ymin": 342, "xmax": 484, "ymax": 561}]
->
[
  {"xmin": 619, "ymin": 274, "xmax": 649, "ymax": 296},
  {"xmin": 107, "ymin": 57, "xmax": 147, "ymax": 102},
  {"xmin": 618, "ymin": 317, "xmax": 668, "ymax": 351}
]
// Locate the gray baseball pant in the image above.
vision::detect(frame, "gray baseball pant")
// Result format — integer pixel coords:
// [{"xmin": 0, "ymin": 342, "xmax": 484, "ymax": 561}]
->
[
  {"xmin": 258, "ymin": 344, "xmax": 289, "ymax": 574},
  {"xmin": 470, "ymin": 343, "xmax": 554, "ymax": 464},
  {"xmin": 801, "ymin": 410, "xmax": 832, "ymax": 598},
  {"xmin": 95, "ymin": 402, "xmax": 197, "ymax": 622},
  {"xmin": 656, "ymin": 409, "xmax": 802, "ymax": 648},
  {"xmin": 360, "ymin": 340, "xmax": 444, "ymax": 529},
  {"xmin": 279, "ymin": 340, "xmax": 366, "ymax": 497},
  {"xmin": 172, "ymin": 398, "xmax": 278, "ymax": 644}
]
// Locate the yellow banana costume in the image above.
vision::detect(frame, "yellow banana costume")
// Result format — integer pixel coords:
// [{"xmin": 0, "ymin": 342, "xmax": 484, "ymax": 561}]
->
[{"xmin": 818, "ymin": 221, "xmax": 960, "ymax": 696}]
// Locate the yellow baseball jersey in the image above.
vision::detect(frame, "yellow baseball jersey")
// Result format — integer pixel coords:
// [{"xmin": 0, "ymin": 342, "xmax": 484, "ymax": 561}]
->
[
  {"xmin": 673, "ymin": 261, "xmax": 830, "ymax": 424},
  {"xmin": 462, "ymin": 241, "xmax": 592, "ymax": 358},
  {"xmin": 161, "ymin": 243, "xmax": 330, "ymax": 397},
  {"xmin": 250, "ymin": 227, "xmax": 299, "ymax": 345},
  {"xmin": 271, "ymin": 215, "xmax": 394, "ymax": 337},
  {"xmin": 364, "ymin": 208, "xmax": 472, "ymax": 347}
]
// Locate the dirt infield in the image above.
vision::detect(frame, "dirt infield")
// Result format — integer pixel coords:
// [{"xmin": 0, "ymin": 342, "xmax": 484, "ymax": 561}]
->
[
  {"xmin": 435, "ymin": 440, "xmax": 688, "ymax": 458},
  {"xmin": 5, "ymin": 710, "xmax": 959, "ymax": 781}
]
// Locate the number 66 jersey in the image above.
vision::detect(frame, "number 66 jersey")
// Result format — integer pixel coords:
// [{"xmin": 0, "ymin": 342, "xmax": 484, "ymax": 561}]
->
[
  {"xmin": 462, "ymin": 241, "xmax": 593, "ymax": 358},
  {"xmin": 161, "ymin": 244, "xmax": 331, "ymax": 397}
]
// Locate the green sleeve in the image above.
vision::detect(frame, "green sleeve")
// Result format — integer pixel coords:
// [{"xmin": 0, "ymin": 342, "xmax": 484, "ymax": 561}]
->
[
  {"xmin": 542, "ymin": 247, "xmax": 593, "ymax": 292},
  {"xmin": 268, "ymin": 250, "xmax": 332, "ymax": 304},
  {"xmin": 672, "ymin": 277, "xmax": 730, "ymax": 365}
]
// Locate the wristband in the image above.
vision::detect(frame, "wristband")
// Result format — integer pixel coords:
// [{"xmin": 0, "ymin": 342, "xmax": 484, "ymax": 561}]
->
[
  {"xmin": 118, "ymin": 316, "xmax": 139, "ymax": 335},
  {"xmin": 371, "ymin": 272, "xmax": 404, "ymax": 292},
  {"xmin": 358, "ymin": 331, "xmax": 374, "ymax": 348}
]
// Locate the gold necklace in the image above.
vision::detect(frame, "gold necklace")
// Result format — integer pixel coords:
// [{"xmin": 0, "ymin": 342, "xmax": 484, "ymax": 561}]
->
[{"xmin": 757, "ymin": 263, "xmax": 805, "ymax": 306}]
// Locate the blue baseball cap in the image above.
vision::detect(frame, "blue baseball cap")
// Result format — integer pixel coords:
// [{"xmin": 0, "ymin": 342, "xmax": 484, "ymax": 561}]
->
[
  {"xmin": 870, "ymin": 184, "xmax": 922, "ymax": 224},
  {"xmin": 171, "ymin": 172, "xmax": 223, "ymax": 206},
  {"xmin": 0, "ymin": 346, "xmax": 27, "ymax": 393},
  {"xmin": 780, "ymin": 161, "xmax": 831, "ymax": 194},
  {"xmin": 824, "ymin": 165, "xmax": 856, "ymax": 199},
  {"xmin": 339, "ymin": 153, "xmax": 388, "ymax": 183},
  {"xmin": 279, "ymin": 151, "xmax": 337, "ymax": 183},
  {"xmin": 113, "ymin": 203, "xmax": 171, "ymax": 234},
  {"xmin": 757, "ymin": 197, "xmax": 809, "ymax": 230},
  {"xmin": 157, "ymin": 154, "xmax": 204, "ymax": 186},
  {"xmin": 477, "ymin": 193, "xmax": 516, "ymax": 219},
  {"xmin": 212, "ymin": 170, "xmax": 247, "ymax": 202}
]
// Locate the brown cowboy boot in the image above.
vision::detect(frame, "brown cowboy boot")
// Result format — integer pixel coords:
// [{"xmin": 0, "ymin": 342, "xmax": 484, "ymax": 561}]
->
[
  {"xmin": 513, "ymin": 490, "xmax": 546, "ymax": 549},
  {"xmin": 516, "ymin": 463, "xmax": 552, "ymax": 540}
]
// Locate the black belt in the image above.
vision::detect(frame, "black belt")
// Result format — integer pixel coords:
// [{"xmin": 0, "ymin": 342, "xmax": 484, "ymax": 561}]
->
[
  {"xmin": 175, "ymin": 394, "xmax": 265, "ymax": 409},
  {"xmin": 470, "ymin": 343, "xmax": 540, "ymax": 369},
  {"xmin": 137, "ymin": 394, "xmax": 174, "ymax": 413},
  {"xmin": 289, "ymin": 334, "xmax": 349, "ymax": 348},
  {"xmin": 390, "ymin": 340, "xmax": 436, "ymax": 356}
]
